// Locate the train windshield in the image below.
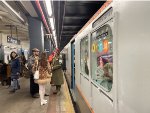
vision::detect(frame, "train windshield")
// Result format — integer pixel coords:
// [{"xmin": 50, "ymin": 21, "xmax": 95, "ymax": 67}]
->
[{"xmin": 91, "ymin": 24, "xmax": 113, "ymax": 92}]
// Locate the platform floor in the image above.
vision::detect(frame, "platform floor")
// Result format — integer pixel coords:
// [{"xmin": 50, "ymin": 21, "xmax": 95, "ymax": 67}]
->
[{"xmin": 0, "ymin": 76, "xmax": 75, "ymax": 113}]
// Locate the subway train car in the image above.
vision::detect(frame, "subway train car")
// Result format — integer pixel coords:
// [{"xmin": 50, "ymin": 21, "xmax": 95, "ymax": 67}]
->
[{"xmin": 62, "ymin": 1, "xmax": 150, "ymax": 113}]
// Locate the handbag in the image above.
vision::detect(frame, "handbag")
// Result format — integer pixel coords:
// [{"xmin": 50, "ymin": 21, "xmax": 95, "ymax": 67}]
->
[{"xmin": 34, "ymin": 70, "xmax": 39, "ymax": 79}]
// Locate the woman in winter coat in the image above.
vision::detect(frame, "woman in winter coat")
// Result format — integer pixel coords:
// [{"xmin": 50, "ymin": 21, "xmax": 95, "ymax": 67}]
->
[
  {"xmin": 9, "ymin": 51, "xmax": 21, "ymax": 93},
  {"xmin": 33, "ymin": 52, "xmax": 51, "ymax": 105},
  {"xmin": 51, "ymin": 49, "xmax": 64, "ymax": 95}
]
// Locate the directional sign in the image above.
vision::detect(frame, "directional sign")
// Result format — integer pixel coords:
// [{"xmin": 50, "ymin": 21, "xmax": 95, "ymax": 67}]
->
[{"xmin": 7, "ymin": 36, "xmax": 20, "ymax": 45}]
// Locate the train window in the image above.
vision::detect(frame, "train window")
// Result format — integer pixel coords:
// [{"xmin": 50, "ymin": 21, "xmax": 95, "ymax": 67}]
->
[
  {"xmin": 91, "ymin": 24, "xmax": 113, "ymax": 92},
  {"xmin": 80, "ymin": 36, "xmax": 89, "ymax": 76}
]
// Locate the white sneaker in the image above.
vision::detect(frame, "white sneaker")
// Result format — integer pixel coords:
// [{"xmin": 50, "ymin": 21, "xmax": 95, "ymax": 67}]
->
[
  {"xmin": 43, "ymin": 100, "xmax": 47, "ymax": 102},
  {"xmin": 40, "ymin": 101, "xmax": 47, "ymax": 106}
]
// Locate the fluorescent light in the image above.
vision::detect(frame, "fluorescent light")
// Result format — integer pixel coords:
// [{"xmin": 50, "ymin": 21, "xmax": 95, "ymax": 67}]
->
[
  {"xmin": 54, "ymin": 36, "xmax": 57, "ymax": 43},
  {"xmin": 45, "ymin": 0, "xmax": 52, "ymax": 17},
  {"xmin": 2, "ymin": 0, "xmax": 24, "ymax": 23},
  {"xmin": 53, "ymin": 30, "xmax": 56, "ymax": 37},
  {"xmin": 54, "ymin": 36, "xmax": 57, "ymax": 47},
  {"xmin": 49, "ymin": 18, "xmax": 54, "ymax": 30}
]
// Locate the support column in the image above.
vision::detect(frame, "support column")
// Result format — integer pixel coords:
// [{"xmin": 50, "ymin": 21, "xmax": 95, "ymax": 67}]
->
[{"xmin": 28, "ymin": 17, "xmax": 44, "ymax": 55}]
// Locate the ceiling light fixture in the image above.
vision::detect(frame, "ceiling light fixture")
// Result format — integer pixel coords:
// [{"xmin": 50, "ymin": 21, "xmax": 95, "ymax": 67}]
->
[
  {"xmin": 1, "ymin": 0, "xmax": 25, "ymax": 23},
  {"xmin": 45, "ymin": 0, "xmax": 52, "ymax": 17},
  {"xmin": 49, "ymin": 18, "xmax": 54, "ymax": 30},
  {"xmin": 53, "ymin": 30, "xmax": 56, "ymax": 37},
  {"xmin": 54, "ymin": 36, "xmax": 57, "ymax": 48}
]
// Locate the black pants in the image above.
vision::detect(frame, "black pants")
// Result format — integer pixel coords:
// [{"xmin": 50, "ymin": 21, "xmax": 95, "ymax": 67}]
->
[
  {"xmin": 1, "ymin": 74, "xmax": 7, "ymax": 86},
  {"xmin": 30, "ymin": 74, "xmax": 39, "ymax": 96},
  {"xmin": 7, "ymin": 77, "xmax": 11, "ymax": 86}
]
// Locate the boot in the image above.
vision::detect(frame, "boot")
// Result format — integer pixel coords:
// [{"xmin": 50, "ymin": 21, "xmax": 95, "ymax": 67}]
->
[
  {"xmin": 17, "ymin": 85, "xmax": 21, "ymax": 90},
  {"xmin": 57, "ymin": 87, "xmax": 61, "ymax": 95}
]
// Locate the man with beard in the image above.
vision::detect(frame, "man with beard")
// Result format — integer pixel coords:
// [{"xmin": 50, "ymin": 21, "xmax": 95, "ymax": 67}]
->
[{"xmin": 28, "ymin": 48, "xmax": 40, "ymax": 98}]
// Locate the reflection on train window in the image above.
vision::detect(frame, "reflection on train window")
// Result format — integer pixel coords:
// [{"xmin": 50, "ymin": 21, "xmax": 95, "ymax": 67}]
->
[
  {"xmin": 91, "ymin": 24, "xmax": 113, "ymax": 92},
  {"xmin": 80, "ymin": 36, "xmax": 89, "ymax": 76}
]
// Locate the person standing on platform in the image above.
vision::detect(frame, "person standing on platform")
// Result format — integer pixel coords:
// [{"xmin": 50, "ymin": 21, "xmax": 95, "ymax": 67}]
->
[
  {"xmin": 34, "ymin": 52, "xmax": 51, "ymax": 105},
  {"xmin": 51, "ymin": 49, "xmax": 64, "ymax": 95},
  {"xmin": 28, "ymin": 48, "xmax": 40, "ymax": 98},
  {"xmin": 0, "ymin": 61, "xmax": 7, "ymax": 86},
  {"xmin": 9, "ymin": 51, "xmax": 21, "ymax": 93}
]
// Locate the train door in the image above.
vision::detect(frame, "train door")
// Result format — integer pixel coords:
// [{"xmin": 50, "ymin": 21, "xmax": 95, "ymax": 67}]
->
[{"xmin": 71, "ymin": 41, "xmax": 75, "ymax": 89}]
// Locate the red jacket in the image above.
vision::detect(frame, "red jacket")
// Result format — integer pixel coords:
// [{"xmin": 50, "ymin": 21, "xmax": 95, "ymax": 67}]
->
[{"xmin": 48, "ymin": 55, "xmax": 53, "ymax": 62}]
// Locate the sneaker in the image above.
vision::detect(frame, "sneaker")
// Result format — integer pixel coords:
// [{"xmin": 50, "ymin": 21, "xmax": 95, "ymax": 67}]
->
[
  {"xmin": 43, "ymin": 100, "xmax": 47, "ymax": 102},
  {"xmin": 41, "ymin": 101, "xmax": 47, "ymax": 106}
]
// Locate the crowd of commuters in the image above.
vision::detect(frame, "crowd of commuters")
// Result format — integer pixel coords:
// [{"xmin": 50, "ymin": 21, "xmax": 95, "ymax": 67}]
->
[
  {"xmin": 28, "ymin": 48, "xmax": 64, "ymax": 105},
  {"xmin": 0, "ymin": 47, "xmax": 65, "ymax": 106}
]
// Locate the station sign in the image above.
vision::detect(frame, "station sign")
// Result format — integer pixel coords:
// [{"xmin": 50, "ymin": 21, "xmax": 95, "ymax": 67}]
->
[{"xmin": 7, "ymin": 36, "xmax": 20, "ymax": 45}]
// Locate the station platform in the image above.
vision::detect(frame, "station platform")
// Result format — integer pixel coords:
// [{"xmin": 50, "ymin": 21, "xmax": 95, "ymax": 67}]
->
[{"xmin": 0, "ymin": 75, "xmax": 75, "ymax": 113}]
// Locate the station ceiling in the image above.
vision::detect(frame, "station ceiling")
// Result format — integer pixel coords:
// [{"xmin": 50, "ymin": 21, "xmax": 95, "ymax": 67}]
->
[
  {"xmin": 53, "ymin": 1, "xmax": 105, "ymax": 50},
  {"xmin": 0, "ymin": 1, "xmax": 28, "ymax": 41},
  {"xmin": 0, "ymin": 1, "xmax": 105, "ymax": 50}
]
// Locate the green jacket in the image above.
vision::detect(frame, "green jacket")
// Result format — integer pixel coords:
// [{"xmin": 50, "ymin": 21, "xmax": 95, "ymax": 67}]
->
[{"xmin": 51, "ymin": 57, "xmax": 64, "ymax": 85}]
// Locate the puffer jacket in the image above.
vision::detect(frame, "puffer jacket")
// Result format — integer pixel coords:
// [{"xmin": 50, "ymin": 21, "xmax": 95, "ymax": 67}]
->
[{"xmin": 11, "ymin": 57, "xmax": 21, "ymax": 79}]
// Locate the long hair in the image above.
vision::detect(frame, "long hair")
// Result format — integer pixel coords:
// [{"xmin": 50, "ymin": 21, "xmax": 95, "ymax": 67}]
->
[
  {"xmin": 10, "ymin": 51, "xmax": 18, "ymax": 60},
  {"xmin": 40, "ymin": 52, "xmax": 48, "ymax": 68}
]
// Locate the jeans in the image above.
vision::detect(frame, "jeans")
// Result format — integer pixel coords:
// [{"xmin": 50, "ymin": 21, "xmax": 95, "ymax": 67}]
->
[{"xmin": 11, "ymin": 79, "xmax": 20, "ymax": 90}]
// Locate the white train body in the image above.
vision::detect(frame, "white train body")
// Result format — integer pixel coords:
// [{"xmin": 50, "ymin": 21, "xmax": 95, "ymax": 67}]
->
[{"xmin": 62, "ymin": 1, "xmax": 150, "ymax": 113}]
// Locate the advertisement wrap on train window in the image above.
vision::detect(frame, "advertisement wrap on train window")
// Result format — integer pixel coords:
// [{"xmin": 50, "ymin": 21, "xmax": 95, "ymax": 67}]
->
[{"xmin": 91, "ymin": 24, "xmax": 113, "ymax": 92}]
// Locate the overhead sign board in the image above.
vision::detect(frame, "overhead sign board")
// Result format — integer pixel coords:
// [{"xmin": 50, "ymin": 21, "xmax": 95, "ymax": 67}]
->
[{"xmin": 7, "ymin": 36, "xmax": 20, "ymax": 45}]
